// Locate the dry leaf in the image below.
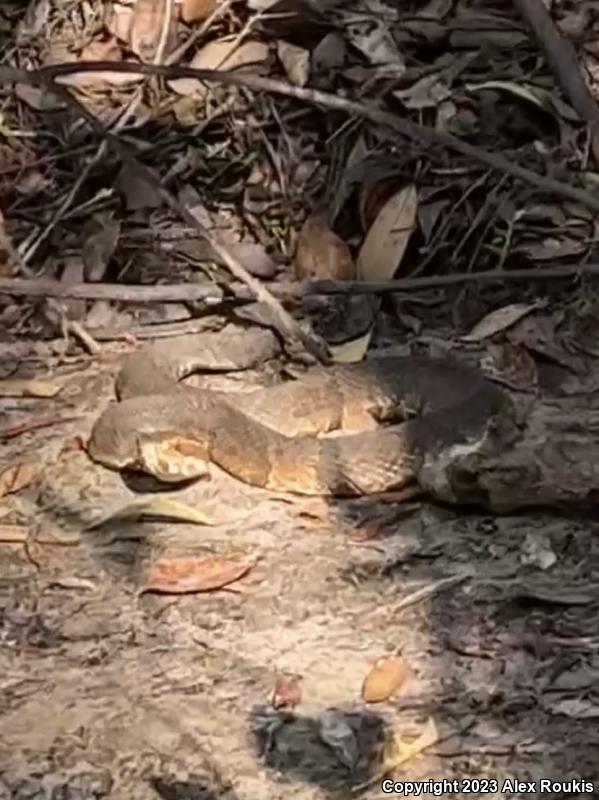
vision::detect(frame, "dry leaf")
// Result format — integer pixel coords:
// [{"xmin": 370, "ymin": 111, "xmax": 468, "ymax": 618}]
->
[
  {"xmin": 129, "ymin": 0, "xmax": 169, "ymax": 62},
  {"xmin": 362, "ymin": 656, "xmax": 412, "ymax": 703},
  {"xmin": 357, "ymin": 184, "xmax": 418, "ymax": 281},
  {"xmin": 82, "ymin": 213, "xmax": 121, "ymax": 282},
  {"xmin": 334, "ymin": 184, "xmax": 417, "ymax": 363},
  {"xmin": 393, "ymin": 73, "xmax": 452, "ymax": 109},
  {"xmin": 543, "ymin": 697, "xmax": 599, "ymax": 719},
  {"xmin": 80, "ymin": 38, "xmax": 123, "ymax": 62},
  {"xmin": 105, "ymin": 2, "xmax": 134, "ymax": 41},
  {"xmin": 466, "ymin": 80, "xmax": 579, "ymax": 122},
  {"xmin": 312, "ymin": 32, "xmax": 346, "ymax": 73},
  {"xmin": 462, "ymin": 302, "xmax": 540, "ymax": 342},
  {"xmin": 88, "ymin": 497, "xmax": 242, "ymax": 528},
  {"xmin": 15, "ymin": 83, "xmax": 65, "ymax": 111},
  {"xmin": 295, "ymin": 213, "xmax": 355, "ymax": 281},
  {"xmin": 180, "ymin": 0, "xmax": 218, "ymax": 23},
  {"xmin": 383, "ymin": 717, "xmax": 439, "ymax": 770},
  {"xmin": 168, "ymin": 39, "xmax": 268, "ymax": 97},
  {"xmin": 16, "ymin": 0, "xmax": 50, "ymax": 41},
  {"xmin": 359, "ymin": 177, "xmax": 403, "ymax": 231},
  {"xmin": 330, "ymin": 332, "xmax": 372, "ymax": 364},
  {"xmin": 515, "ymin": 237, "xmax": 586, "ymax": 261},
  {"xmin": 142, "ymin": 554, "xmax": 255, "ymax": 594},
  {"xmin": 346, "ymin": 12, "xmax": 405, "ymax": 79},
  {"xmin": 487, "ymin": 342, "xmax": 538, "ymax": 390},
  {"xmin": 0, "ymin": 462, "xmax": 41, "ymax": 497},
  {"xmin": 115, "ymin": 164, "xmax": 163, "ymax": 210},
  {"xmin": 277, "ymin": 40, "xmax": 310, "ymax": 86},
  {"xmin": 0, "ymin": 378, "xmax": 62, "ymax": 398}
]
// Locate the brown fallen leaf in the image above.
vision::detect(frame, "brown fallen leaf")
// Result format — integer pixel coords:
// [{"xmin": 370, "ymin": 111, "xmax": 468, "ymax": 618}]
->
[
  {"xmin": 357, "ymin": 184, "xmax": 418, "ymax": 281},
  {"xmin": 142, "ymin": 554, "xmax": 256, "ymax": 594},
  {"xmin": 329, "ymin": 334, "xmax": 371, "ymax": 364},
  {"xmin": 462, "ymin": 302, "xmax": 540, "ymax": 342},
  {"xmin": 277, "ymin": 40, "xmax": 310, "ymax": 86},
  {"xmin": 487, "ymin": 341, "xmax": 538, "ymax": 390},
  {"xmin": 331, "ymin": 185, "xmax": 417, "ymax": 364},
  {"xmin": 105, "ymin": 2, "xmax": 134, "ymax": 42},
  {"xmin": 129, "ymin": 0, "xmax": 170, "ymax": 62},
  {"xmin": 295, "ymin": 212, "xmax": 355, "ymax": 281},
  {"xmin": 0, "ymin": 461, "xmax": 41, "ymax": 497},
  {"xmin": 362, "ymin": 655, "xmax": 412, "ymax": 703},
  {"xmin": 168, "ymin": 39, "xmax": 268, "ymax": 97},
  {"xmin": 88, "ymin": 496, "xmax": 249, "ymax": 529},
  {"xmin": 359, "ymin": 176, "xmax": 404, "ymax": 232},
  {"xmin": 180, "ymin": 0, "xmax": 218, "ymax": 23}
]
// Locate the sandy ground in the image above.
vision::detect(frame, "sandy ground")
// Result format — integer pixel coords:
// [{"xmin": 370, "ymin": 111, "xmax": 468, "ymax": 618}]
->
[{"xmin": 2, "ymin": 352, "xmax": 599, "ymax": 800}]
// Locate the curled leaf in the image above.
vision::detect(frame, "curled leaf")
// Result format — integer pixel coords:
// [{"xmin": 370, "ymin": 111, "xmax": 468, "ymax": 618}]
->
[
  {"xmin": 295, "ymin": 212, "xmax": 355, "ymax": 281},
  {"xmin": 361, "ymin": 655, "xmax": 412, "ymax": 703},
  {"xmin": 143, "ymin": 554, "xmax": 256, "ymax": 594}
]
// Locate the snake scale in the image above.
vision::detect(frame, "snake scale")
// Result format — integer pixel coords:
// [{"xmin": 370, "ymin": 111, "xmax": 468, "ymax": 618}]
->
[{"xmin": 88, "ymin": 333, "xmax": 509, "ymax": 496}]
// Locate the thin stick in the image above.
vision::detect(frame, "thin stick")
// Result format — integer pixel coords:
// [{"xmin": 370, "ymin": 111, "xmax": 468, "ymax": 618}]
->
[
  {"xmin": 3, "ymin": 262, "xmax": 599, "ymax": 304},
  {"xmin": 0, "ymin": 276, "xmax": 226, "ymax": 302},
  {"xmin": 513, "ymin": 0, "xmax": 599, "ymax": 127}
]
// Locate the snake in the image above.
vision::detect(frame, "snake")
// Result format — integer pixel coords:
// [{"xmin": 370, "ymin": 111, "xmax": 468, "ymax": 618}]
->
[{"xmin": 87, "ymin": 332, "xmax": 510, "ymax": 496}]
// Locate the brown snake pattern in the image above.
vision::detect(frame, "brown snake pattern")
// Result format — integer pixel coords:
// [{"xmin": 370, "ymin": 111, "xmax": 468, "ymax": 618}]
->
[{"xmin": 88, "ymin": 339, "xmax": 509, "ymax": 495}]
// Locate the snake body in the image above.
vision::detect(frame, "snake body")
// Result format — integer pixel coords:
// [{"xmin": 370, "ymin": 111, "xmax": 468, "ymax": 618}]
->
[{"xmin": 88, "ymin": 337, "xmax": 509, "ymax": 495}]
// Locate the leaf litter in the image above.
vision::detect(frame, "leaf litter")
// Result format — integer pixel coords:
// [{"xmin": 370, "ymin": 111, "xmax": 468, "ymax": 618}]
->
[{"xmin": 3, "ymin": 0, "xmax": 599, "ymax": 795}]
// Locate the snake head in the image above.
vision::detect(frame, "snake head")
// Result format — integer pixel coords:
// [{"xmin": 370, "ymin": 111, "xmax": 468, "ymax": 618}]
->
[{"xmin": 87, "ymin": 394, "xmax": 214, "ymax": 482}]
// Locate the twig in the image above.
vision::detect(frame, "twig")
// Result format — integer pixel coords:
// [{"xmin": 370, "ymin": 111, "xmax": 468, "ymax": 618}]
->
[
  {"xmin": 64, "ymin": 318, "xmax": 101, "ymax": 354},
  {"xmin": 386, "ymin": 572, "xmax": 472, "ymax": 614},
  {"xmin": 0, "ymin": 276, "xmax": 226, "ymax": 302},
  {"xmin": 304, "ymin": 263, "xmax": 599, "ymax": 294},
  {"xmin": 4, "ymin": 262, "xmax": 599, "ymax": 304},
  {"xmin": 85, "ymin": 317, "xmax": 224, "ymax": 341},
  {"xmin": 3, "ymin": 61, "xmax": 599, "ymax": 213},
  {"xmin": 155, "ymin": 0, "xmax": 173, "ymax": 65},
  {"xmin": 513, "ymin": 0, "xmax": 599, "ymax": 128}
]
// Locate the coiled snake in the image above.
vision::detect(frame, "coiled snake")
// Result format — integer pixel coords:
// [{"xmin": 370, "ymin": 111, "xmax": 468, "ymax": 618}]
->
[{"xmin": 88, "ymin": 335, "xmax": 509, "ymax": 496}]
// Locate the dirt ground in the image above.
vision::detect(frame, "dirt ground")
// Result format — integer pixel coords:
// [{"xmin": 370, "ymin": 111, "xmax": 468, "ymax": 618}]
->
[{"xmin": 3, "ymin": 333, "xmax": 599, "ymax": 800}]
